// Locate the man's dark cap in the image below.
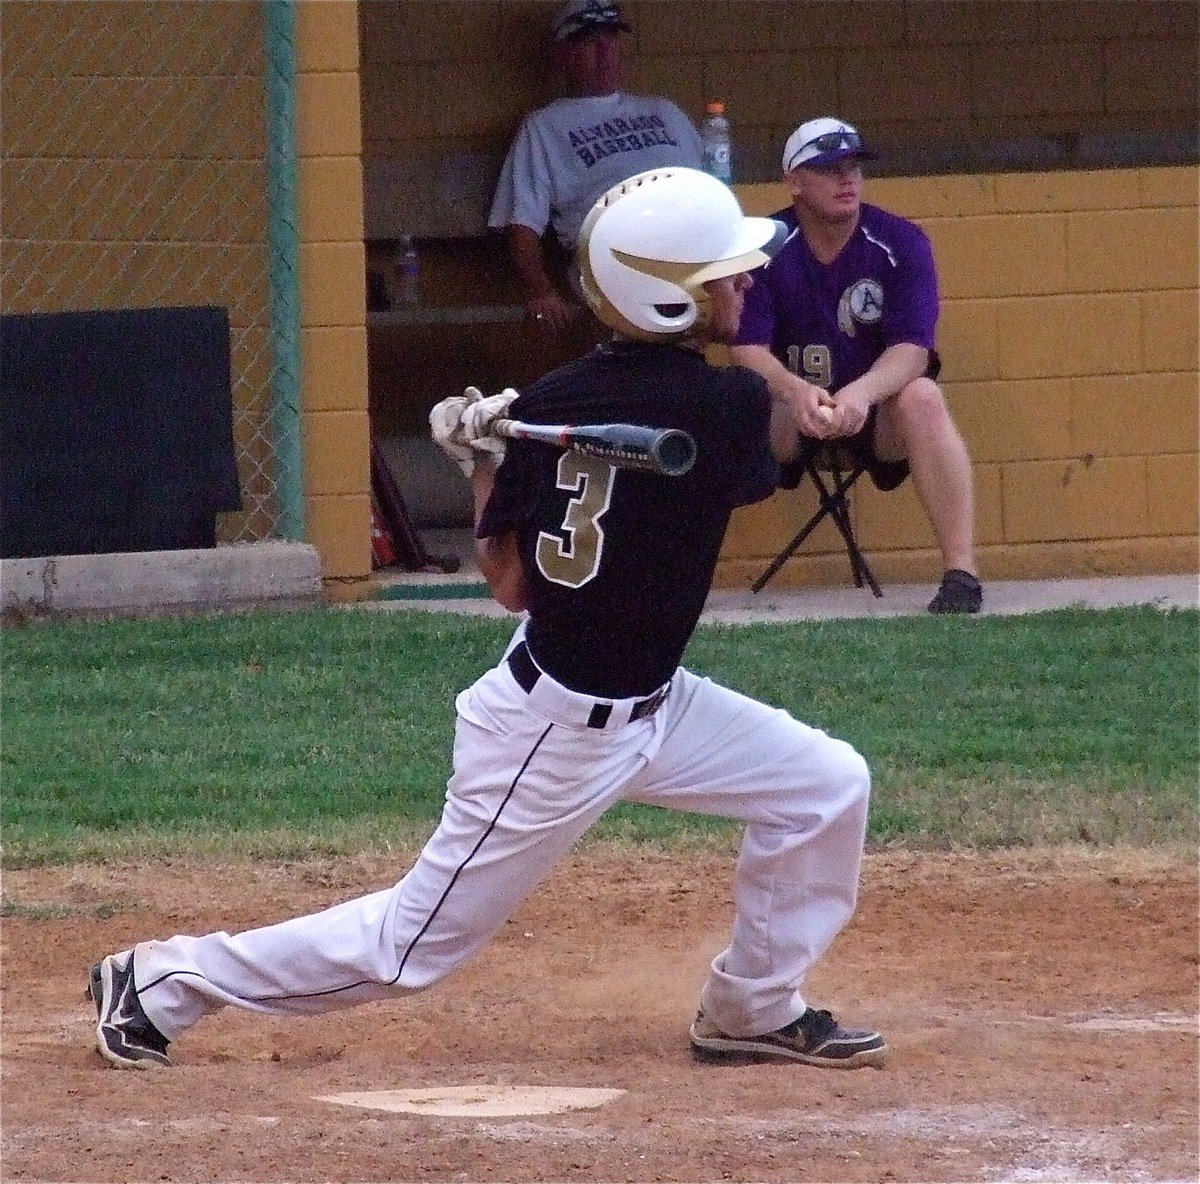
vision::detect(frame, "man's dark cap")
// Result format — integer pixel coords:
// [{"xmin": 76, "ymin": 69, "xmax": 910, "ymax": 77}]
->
[{"xmin": 552, "ymin": 0, "xmax": 633, "ymax": 43}]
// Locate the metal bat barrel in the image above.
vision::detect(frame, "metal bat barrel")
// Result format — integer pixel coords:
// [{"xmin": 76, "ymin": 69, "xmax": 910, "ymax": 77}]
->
[
  {"xmin": 493, "ymin": 420, "xmax": 697, "ymax": 477},
  {"xmin": 646, "ymin": 428, "xmax": 697, "ymax": 476}
]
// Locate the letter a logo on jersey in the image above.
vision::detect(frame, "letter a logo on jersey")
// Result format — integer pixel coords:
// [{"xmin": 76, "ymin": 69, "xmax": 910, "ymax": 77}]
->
[{"xmin": 837, "ymin": 279, "xmax": 884, "ymax": 337}]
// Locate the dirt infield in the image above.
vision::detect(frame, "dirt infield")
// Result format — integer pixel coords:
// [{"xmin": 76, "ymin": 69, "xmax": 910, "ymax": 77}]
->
[{"xmin": 2, "ymin": 847, "xmax": 1196, "ymax": 1182}]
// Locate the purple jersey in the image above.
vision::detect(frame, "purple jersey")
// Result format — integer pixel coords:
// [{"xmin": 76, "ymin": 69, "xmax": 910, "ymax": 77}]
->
[{"xmin": 735, "ymin": 203, "xmax": 938, "ymax": 391}]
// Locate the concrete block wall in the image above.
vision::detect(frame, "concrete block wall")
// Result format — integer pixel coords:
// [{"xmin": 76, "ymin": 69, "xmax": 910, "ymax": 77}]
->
[
  {"xmin": 0, "ymin": 1, "xmax": 280, "ymax": 538},
  {"xmin": 294, "ymin": 0, "xmax": 372, "ymax": 586},
  {"xmin": 1, "ymin": 0, "xmax": 374, "ymax": 574},
  {"xmin": 353, "ymin": 0, "xmax": 1196, "ymax": 594},
  {"xmin": 360, "ymin": 0, "xmax": 1199, "ymax": 238},
  {"xmin": 720, "ymin": 167, "xmax": 1199, "ymax": 589},
  {"xmin": 6, "ymin": 2, "xmax": 1195, "ymax": 597}
]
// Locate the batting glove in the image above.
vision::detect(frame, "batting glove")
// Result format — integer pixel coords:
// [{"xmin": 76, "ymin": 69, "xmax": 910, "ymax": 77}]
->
[
  {"xmin": 461, "ymin": 388, "xmax": 520, "ymax": 463},
  {"xmin": 429, "ymin": 385, "xmax": 485, "ymax": 477}
]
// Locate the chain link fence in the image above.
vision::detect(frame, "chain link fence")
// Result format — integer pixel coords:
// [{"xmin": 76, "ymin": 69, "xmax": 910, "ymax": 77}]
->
[{"xmin": 1, "ymin": 0, "xmax": 300, "ymax": 543}]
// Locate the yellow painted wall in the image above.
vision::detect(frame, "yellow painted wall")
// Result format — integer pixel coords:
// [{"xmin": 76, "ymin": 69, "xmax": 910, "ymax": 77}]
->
[
  {"xmin": 0, "ymin": 0, "xmax": 375, "ymax": 581},
  {"xmin": 361, "ymin": 0, "xmax": 1199, "ymax": 226},
  {"xmin": 4, "ymin": 2, "xmax": 1195, "ymax": 595},
  {"xmin": 722, "ymin": 168, "xmax": 1198, "ymax": 588},
  {"xmin": 294, "ymin": 0, "xmax": 372, "ymax": 587},
  {"xmin": 0, "ymin": 1, "xmax": 281, "ymax": 539},
  {"xmin": 352, "ymin": 0, "xmax": 1196, "ymax": 594}
]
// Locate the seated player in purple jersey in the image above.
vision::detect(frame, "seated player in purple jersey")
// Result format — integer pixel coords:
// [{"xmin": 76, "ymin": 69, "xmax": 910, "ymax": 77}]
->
[
  {"xmin": 85, "ymin": 168, "xmax": 888, "ymax": 1075},
  {"xmin": 730, "ymin": 117, "xmax": 982, "ymax": 614}
]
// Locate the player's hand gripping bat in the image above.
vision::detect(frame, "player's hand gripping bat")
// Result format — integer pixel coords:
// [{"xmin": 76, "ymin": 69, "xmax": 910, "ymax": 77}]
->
[{"xmin": 491, "ymin": 420, "xmax": 697, "ymax": 477}]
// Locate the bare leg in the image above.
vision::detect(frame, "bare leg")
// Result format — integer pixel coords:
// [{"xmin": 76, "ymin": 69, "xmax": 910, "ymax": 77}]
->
[{"xmin": 874, "ymin": 378, "xmax": 976, "ymax": 575}]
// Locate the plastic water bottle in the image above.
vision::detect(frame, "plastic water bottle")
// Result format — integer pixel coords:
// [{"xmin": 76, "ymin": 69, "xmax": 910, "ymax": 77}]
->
[
  {"xmin": 396, "ymin": 233, "xmax": 420, "ymax": 305},
  {"xmin": 701, "ymin": 100, "xmax": 732, "ymax": 185}
]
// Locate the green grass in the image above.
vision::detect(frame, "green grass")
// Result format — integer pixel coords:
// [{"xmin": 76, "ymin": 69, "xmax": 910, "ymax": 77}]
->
[{"xmin": 1, "ymin": 606, "xmax": 1196, "ymax": 864}]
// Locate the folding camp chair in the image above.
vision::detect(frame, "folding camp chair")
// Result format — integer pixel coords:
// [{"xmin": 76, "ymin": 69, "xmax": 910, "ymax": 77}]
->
[{"xmin": 751, "ymin": 440, "xmax": 883, "ymax": 596}]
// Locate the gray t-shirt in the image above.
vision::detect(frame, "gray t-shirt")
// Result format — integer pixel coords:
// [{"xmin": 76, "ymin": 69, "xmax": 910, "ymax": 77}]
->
[{"xmin": 488, "ymin": 92, "xmax": 703, "ymax": 248}]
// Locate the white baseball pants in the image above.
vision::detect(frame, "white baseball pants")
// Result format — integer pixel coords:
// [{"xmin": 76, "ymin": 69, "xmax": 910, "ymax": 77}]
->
[{"xmin": 134, "ymin": 633, "xmax": 869, "ymax": 1042}]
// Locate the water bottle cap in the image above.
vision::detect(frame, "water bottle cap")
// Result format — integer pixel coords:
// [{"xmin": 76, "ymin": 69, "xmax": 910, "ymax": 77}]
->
[{"xmin": 706, "ymin": 100, "xmax": 725, "ymax": 115}]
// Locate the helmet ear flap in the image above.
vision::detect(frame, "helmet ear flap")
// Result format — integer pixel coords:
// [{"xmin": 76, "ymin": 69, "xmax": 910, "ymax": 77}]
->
[{"xmin": 578, "ymin": 231, "xmax": 685, "ymax": 341}]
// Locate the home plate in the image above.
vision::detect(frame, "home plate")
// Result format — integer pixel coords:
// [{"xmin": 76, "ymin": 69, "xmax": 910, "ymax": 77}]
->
[
  {"xmin": 1067, "ymin": 1011, "xmax": 1196, "ymax": 1033},
  {"xmin": 316, "ymin": 1085, "xmax": 626, "ymax": 1117}
]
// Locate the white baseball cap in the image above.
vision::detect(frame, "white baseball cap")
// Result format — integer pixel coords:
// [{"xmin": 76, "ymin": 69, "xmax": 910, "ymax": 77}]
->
[{"xmin": 781, "ymin": 117, "xmax": 878, "ymax": 173}]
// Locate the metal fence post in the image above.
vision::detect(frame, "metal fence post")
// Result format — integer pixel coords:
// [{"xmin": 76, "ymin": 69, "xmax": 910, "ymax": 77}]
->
[{"xmin": 263, "ymin": 0, "xmax": 304, "ymax": 541}]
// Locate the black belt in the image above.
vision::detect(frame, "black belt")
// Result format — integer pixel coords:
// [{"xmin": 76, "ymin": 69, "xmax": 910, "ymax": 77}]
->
[{"xmin": 507, "ymin": 641, "xmax": 670, "ymax": 729}]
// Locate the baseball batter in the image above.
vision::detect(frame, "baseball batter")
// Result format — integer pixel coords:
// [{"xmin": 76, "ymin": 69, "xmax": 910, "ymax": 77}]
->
[{"xmin": 88, "ymin": 168, "xmax": 886, "ymax": 1072}]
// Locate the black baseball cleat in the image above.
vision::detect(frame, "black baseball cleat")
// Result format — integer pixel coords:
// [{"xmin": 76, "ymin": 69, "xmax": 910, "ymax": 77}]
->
[
  {"xmin": 690, "ymin": 1007, "xmax": 887, "ymax": 1069},
  {"xmin": 87, "ymin": 950, "xmax": 171, "ymax": 1069},
  {"xmin": 927, "ymin": 569, "xmax": 983, "ymax": 614}
]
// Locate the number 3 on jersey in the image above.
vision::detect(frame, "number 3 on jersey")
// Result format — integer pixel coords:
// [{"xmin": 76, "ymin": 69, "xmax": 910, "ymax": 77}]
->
[{"xmin": 536, "ymin": 452, "xmax": 614, "ymax": 587}]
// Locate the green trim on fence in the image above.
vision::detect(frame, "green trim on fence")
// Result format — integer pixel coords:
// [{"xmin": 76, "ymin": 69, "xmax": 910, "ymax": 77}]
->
[{"xmin": 264, "ymin": 0, "xmax": 305, "ymax": 541}]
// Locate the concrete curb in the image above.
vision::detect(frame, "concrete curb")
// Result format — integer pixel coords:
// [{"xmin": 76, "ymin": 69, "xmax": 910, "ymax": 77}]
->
[
  {"xmin": 0, "ymin": 541, "xmax": 322, "ymax": 619},
  {"xmin": 356, "ymin": 572, "xmax": 1199, "ymax": 623}
]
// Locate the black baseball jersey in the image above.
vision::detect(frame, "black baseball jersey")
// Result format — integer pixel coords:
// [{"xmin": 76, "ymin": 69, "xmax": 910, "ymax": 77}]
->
[{"xmin": 478, "ymin": 342, "xmax": 778, "ymax": 697}]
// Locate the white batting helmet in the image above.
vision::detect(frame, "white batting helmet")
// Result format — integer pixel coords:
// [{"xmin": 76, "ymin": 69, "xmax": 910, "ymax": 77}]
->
[{"xmin": 576, "ymin": 167, "xmax": 786, "ymax": 341}]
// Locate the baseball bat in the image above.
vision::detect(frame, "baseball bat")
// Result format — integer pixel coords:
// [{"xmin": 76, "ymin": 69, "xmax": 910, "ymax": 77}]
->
[{"xmin": 492, "ymin": 419, "xmax": 697, "ymax": 477}]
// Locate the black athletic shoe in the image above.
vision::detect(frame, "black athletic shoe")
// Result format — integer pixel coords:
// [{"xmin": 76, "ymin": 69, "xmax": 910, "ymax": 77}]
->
[
  {"xmin": 87, "ymin": 950, "xmax": 171, "ymax": 1069},
  {"xmin": 928, "ymin": 569, "xmax": 983, "ymax": 614},
  {"xmin": 690, "ymin": 1007, "xmax": 887, "ymax": 1069}
]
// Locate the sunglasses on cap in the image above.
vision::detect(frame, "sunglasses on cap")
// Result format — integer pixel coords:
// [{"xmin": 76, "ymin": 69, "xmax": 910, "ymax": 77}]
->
[{"xmin": 785, "ymin": 130, "xmax": 869, "ymax": 171}]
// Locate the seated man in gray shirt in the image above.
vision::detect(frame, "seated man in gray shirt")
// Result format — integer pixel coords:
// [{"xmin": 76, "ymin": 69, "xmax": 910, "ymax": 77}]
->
[{"xmin": 488, "ymin": 0, "xmax": 702, "ymax": 336}]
